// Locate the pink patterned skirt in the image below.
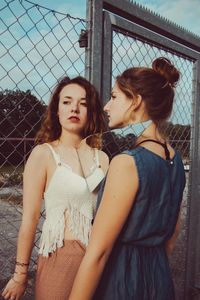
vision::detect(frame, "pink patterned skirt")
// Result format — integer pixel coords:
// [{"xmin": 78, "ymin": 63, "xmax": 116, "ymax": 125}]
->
[{"xmin": 35, "ymin": 240, "xmax": 85, "ymax": 300}]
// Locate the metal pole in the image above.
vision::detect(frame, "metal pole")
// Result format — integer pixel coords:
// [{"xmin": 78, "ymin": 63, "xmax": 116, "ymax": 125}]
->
[
  {"xmin": 102, "ymin": 11, "xmax": 113, "ymax": 105},
  {"xmin": 184, "ymin": 56, "xmax": 200, "ymax": 300},
  {"xmin": 86, "ymin": 0, "xmax": 103, "ymax": 95}
]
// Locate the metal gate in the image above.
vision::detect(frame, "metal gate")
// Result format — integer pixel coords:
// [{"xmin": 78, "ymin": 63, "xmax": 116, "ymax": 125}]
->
[
  {"xmin": 86, "ymin": 1, "xmax": 200, "ymax": 299},
  {"xmin": 1, "ymin": 0, "xmax": 200, "ymax": 299}
]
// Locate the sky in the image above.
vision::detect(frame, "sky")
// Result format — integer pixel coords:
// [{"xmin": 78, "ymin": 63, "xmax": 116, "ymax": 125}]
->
[
  {"xmin": 30, "ymin": 0, "xmax": 200, "ymax": 37},
  {"xmin": 1, "ymin": 0, "xmax": 199, "ymax": 125}
]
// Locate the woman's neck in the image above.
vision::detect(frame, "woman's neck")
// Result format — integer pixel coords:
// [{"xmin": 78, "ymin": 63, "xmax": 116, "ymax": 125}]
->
[
  {"xmin": 138, "ymin": 122, "xmax": 163, "ymax": 142},
  {"xmin": 58, "ymin": 131, "xmax": 82, "ymax": 148}
]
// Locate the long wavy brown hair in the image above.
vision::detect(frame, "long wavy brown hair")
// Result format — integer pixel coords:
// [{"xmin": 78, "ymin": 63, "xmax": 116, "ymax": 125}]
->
[{"xmin": 35, "ymin": 76, "xmax": 107, "ymax": 144}]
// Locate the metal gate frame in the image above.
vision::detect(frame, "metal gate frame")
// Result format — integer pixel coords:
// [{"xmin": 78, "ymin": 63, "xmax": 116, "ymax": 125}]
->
[{"xmin": 86, "ymin": 0, "xmax": 200, "ymax": 299}]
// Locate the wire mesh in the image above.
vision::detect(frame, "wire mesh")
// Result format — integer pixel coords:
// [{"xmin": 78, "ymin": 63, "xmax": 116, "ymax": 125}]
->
[
  {"xmin": 0, "ymin": 0, "xmax": 86, "ymax": 297},
  {"xmin": 0, "ymin": 0, "xmax": 196, "ymax": 299},
  {"xmin": 112, "ymin": 28, "xmax": 193, "ymax": 300},
  {"xmin": 112, "ymin": 31, "xmax": 193, "ymax": 159}
]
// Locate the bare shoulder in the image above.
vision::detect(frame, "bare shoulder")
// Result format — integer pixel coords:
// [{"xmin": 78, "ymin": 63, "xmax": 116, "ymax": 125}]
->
[
  {"xmin": 27, "ymin": 143, "xmax": 52, "ymax": 164},
  {"xmin": 105, "ymin": 153, "xmax": 137, "ymax": 183},
  {"xmin": 97, "ymin": 149, "xmax": 109, "ymax": 174},
  {"xmin": 110, "ymin": 153, "xmax": 136, "ymax": 170},
  {"xmin": 166, "ymin": 143, "xmax": 176, "ymax": 158},
  {"xmin": 97, "ymin": 149, "xmax": 109, "ymax": 164}
]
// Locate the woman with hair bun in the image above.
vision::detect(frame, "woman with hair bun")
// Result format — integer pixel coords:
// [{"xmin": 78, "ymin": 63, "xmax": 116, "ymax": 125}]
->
[{"xmin": 69, "ymin": 57, "xmax": 186, "ymax": 300}]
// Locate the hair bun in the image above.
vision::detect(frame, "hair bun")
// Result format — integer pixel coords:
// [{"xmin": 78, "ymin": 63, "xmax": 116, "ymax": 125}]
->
[{"xmin": 152, "ymin": 57, "xmax": 180, "ymax": 87}]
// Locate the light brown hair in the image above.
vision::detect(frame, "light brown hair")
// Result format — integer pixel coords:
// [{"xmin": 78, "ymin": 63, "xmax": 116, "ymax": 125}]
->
[
  {"xmin": 35, "ymin": 76, "xmax": 107, "ymax": 144},
  {"xmin": 116, "ymin": 57, "xmax": 180, "ymax": 124}
]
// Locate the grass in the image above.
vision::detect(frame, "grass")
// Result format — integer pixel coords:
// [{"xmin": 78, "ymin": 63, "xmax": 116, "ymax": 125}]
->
[
  {"xmin": 0, "ymin": 193, "xmax": 23, "ymax": 205},
  {"xmin": 0, "ymin": 165, "xmax": 23, "ymax": 204},
  {"xmin": 0, "ymin": 165, "xmax": 24, "ymax": 174}
]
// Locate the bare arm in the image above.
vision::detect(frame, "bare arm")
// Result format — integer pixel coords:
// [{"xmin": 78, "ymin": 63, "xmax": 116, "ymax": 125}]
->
[
  {"xmin": 69, "ymin": 154, "xmax": 139, "ymax": 300},
  {"xmin": 2, "ymin": 145, "xmax": 47, "ymax": 300}
]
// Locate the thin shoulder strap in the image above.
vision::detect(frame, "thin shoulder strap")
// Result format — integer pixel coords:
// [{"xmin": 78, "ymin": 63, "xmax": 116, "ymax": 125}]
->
[
  {"xmin": 45, "ymin": 143, "xmax": 60, "ymax": 164},
  {"xmin": 94, "ymin": 148, "xmax": 101, "ymax": 167},
  {"xmin": 137, "ymin": 139, "xmax": 170, "ymax": 160}
]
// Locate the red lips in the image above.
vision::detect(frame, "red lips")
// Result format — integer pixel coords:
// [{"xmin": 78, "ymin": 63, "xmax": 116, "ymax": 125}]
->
[{"xmin": 68, "ymin": 116, "xmax": 80, "ymax": 122}]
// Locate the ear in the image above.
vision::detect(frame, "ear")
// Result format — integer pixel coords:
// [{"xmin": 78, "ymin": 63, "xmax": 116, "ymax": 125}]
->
[{"xmin": 132, "ymin": 94, "xmax": 142, "ymax": 110}]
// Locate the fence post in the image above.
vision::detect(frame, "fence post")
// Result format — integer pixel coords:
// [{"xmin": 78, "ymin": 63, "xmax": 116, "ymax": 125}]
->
[
  {"xmin": 101, "ymin": 11, "xmax": 112, "ymax": 104},
  {"xmin": 185, "ymin": 57, "xmax": 200, "ymax": 300},
  {"xmin": 86, "ymin": 0, "xmax": 103, "ymax": 95}
]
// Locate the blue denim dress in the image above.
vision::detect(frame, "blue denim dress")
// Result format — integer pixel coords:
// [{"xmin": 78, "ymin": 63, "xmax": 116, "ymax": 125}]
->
[{"xmin": 93, "ymin": 146, "xmax": 186, "ymax": 300}]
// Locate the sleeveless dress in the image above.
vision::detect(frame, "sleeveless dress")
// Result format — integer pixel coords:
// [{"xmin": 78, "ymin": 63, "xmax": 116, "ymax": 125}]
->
[
  {"xmin": 35, "ymin": 144, "xmax": 105, "ymax": 300},
  {"xmin": 93, "ymin": 146, "xmax": 186, "ymax": 300}
]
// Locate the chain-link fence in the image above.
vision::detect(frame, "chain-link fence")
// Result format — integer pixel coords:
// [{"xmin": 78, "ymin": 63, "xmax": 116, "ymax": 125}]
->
[
  {"xmin": 0, "ymin": 0, "xmax": 86, "ymax": 298},
  {"xmin": 88, "ymin": 1, "xmax": 200, "ymax": 299},
  {"xmin": 112, "ymin": 30, "xmax": 193, "ymax": 160},
  {"xmin": 1, "ymin": 0, "xmax": 200, "ymax": 299}
]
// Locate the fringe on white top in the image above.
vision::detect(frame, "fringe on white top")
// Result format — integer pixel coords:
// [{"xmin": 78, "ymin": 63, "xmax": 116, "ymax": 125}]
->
[
  {"xmin": 38, "ymin": 143, "xmax": 104, "ymax": 257},
  {"xmin": 39, "ymin": 204, "xmax": 93, "ymax": 257}
]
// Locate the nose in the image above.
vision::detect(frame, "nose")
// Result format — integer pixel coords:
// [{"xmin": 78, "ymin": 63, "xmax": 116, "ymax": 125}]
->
[
  {"xmin": 104, "ymin": 99, "xmax": 111, "ymax": 112},
  {"xmin": 71, "ymin": 102, "xmax": 79, "ymax": 113}
]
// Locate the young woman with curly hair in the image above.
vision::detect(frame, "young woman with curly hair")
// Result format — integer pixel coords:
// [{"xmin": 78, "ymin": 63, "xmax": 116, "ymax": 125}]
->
[{"xmin": 2, "ymin": 76, "xmax": 109, "ymax": 300}]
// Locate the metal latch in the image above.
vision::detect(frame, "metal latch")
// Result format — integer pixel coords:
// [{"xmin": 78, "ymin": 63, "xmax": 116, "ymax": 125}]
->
[{"xmin": 78, "ymin": 29, "xmax": 88, "ymax": 48}]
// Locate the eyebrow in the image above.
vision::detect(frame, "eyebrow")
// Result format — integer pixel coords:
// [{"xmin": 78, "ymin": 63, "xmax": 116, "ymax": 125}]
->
[{"xmin": 63, "ymin": 96, "xmax": 86, "ymax": 100}]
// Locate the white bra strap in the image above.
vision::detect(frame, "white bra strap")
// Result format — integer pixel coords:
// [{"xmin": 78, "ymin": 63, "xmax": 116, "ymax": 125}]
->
[
  {"xmin": 94, "ymin": 148, "xmax": 100, "ymax": 167},
  {"xmin": 45, "ymin": 143, "xmax": 60, "ymax": 164}
]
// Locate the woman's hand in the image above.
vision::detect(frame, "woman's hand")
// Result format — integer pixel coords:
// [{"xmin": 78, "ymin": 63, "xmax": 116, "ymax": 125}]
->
[{"xmin": 1, "ymin": 274, "xmax": 27, "ymax": 300}]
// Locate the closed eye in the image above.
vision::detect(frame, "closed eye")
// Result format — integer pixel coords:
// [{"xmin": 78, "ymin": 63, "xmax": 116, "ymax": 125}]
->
[
  {"xmin": 80, "ymin": 102, "xmax": 87, "ymax": 106},
  {"xmin": 111, "ymin": 94, "xmax": 116, "ymax": 100},
  {"xmin": 63, "ymin": 100, "xmax": 71, "ymax": 104}
]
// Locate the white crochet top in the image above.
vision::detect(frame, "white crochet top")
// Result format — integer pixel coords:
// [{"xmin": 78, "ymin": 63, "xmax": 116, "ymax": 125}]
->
[{"xmin": 39, "ymin": 143, "xmax": 105, "ymax": 257}]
